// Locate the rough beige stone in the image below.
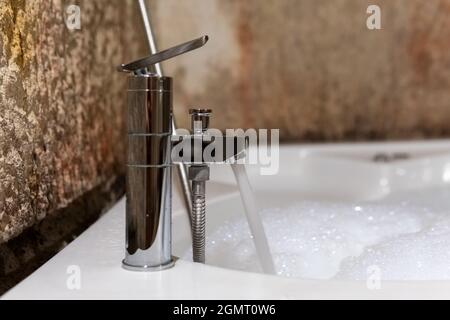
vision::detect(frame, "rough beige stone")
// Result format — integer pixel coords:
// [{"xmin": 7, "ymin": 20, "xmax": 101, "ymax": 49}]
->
[{"xmin": 0, "ymin": 0, "xmax": 146, "ymax": 244}]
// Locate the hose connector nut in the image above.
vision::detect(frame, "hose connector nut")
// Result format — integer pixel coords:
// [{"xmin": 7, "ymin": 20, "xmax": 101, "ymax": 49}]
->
[{"xmin": 188, "ymin": 165, "xmax": 210, "ymax": 181}]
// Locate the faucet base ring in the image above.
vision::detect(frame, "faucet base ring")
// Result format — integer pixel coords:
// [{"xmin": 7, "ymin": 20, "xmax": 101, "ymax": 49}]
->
[{"xmin": 122, "ymin": 259, "xmax": 175, "ymax": 272}]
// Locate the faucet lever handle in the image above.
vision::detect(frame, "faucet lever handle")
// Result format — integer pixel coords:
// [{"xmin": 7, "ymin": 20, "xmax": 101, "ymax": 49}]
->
[{"xmin": 118, "ymin": 35, "xmax": 209, "ymax": 73}]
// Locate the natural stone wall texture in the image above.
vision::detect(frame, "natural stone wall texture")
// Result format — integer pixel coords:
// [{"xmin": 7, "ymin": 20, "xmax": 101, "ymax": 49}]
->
[
  {"xmin": 0, "ymin": 0, "xmax": 146, "ymax": 287},
  {"xmin": 0, "ymin": 0, "xmax": 145, "ymax": 244},
  {"xmin": 152, "ymin": 0, "xmax": 450, "ymax": 141}
]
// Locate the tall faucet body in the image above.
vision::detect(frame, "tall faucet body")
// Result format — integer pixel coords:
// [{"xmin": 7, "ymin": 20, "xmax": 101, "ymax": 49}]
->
[{"xmin": 123, "ymin": 74, "xmax": 174, "ymax": 271}]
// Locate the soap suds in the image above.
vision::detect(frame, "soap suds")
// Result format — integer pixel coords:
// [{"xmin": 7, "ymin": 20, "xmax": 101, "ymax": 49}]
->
[{"xmin": 184, "ymin": 186, "xmax": 450, "ymax": 280}]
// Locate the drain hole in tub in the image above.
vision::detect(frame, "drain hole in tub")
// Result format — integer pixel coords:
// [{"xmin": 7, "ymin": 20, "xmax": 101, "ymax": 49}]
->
[{"xmin": 373, "ymin": 152, "xmax": 411, "ymax": 163}]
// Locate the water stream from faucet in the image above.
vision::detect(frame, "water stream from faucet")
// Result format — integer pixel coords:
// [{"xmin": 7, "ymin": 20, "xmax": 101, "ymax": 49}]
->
[{"xmin": 231, "ymin": 164, "xmax": 276, "ymax": 274}]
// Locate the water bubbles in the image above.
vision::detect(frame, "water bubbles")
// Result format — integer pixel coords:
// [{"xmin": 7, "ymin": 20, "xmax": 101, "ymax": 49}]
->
[
  {"xmin": 184, "ymin": 185, "xmax": 450, "ymax": 280},
  {"xmin": 380, "ymin": 178, "xmax": 389, "ymax": 187}
]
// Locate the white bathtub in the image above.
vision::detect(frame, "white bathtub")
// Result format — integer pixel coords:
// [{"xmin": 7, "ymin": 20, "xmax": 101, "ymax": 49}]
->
[{"xmin": 4, "ymin": 140, "xmax": 450, "ymax": 299}]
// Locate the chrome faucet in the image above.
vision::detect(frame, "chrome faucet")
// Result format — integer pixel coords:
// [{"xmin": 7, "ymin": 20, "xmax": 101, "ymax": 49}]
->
[
  {"xmin": 123, "ymin": 73, "xmax": 173, "ymax": 271},
  {"xmin": 118, "ymin": 37, "xmax": 246, "ymax": 271},
  {"xmin": 118, "ymin": 37, "xmax": 208, "ymax": 271}
]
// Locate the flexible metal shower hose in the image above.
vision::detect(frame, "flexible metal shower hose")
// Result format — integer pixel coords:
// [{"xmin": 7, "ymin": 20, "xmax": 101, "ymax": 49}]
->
[{"xmin": 192, "ymin": 181, "xmax": 206, "ymax": 263}]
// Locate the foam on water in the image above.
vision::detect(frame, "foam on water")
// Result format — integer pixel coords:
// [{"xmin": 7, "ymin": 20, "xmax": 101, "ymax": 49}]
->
[
  {"xmin": 336, "ymin": 187, "xmax": 450, "ymax": 280},
  {"xmin": 190, "ymin": 186, "xmax": 450, "ymax": 280},
  {"xmin": 335, "ymin": 217, "xmax": 450, "ymax": 280}
]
